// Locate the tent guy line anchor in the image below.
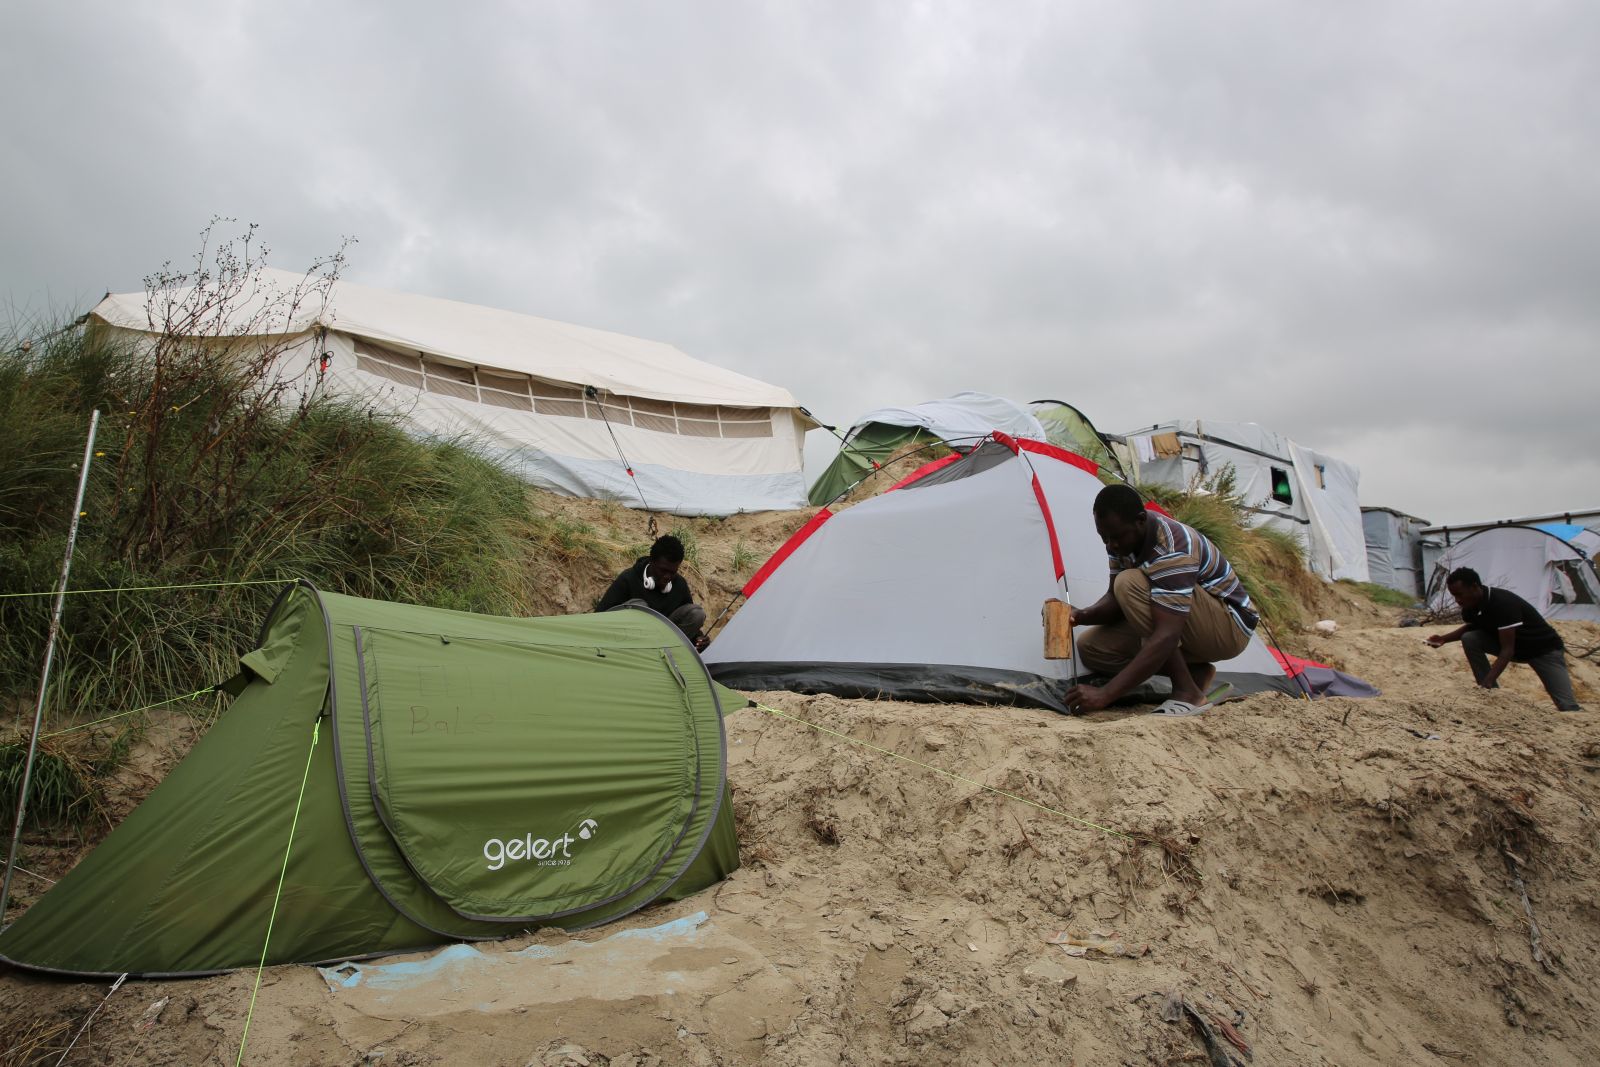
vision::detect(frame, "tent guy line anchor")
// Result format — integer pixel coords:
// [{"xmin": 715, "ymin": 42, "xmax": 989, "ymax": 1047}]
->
[{"xmin": 54, "ymin": 972, "xmax": 126, "ymax": 1066}]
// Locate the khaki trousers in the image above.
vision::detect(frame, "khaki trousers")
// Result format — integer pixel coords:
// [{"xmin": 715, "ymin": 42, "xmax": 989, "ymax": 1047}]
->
[{"xmin": 1076, "ymin": 569, "xmax": 1251, "ymax": 674}]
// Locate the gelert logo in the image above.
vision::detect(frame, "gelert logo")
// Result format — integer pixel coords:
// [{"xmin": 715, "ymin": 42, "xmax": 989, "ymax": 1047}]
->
[{"xmin": 483, "ymin": 819, "xmax": 599, "ymax": 871}]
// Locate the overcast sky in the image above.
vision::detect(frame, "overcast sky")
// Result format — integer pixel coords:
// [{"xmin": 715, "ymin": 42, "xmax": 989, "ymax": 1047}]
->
[{"xmin": 5, "ymin": 1, "xmax": 1597, "ymax": 525}]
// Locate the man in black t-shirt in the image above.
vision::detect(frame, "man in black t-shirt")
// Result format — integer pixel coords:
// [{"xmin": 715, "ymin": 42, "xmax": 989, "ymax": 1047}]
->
[{"xmin": 1427, "ymin": 566, "xmax": 1581, "ymax": 711}]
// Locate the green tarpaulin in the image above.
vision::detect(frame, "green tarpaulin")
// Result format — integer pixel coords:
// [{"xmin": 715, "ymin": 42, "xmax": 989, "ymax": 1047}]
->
[
  {"xmin": 808, "ymin": 399, "xmax": 1122, "ymax": 506},
  {"xmin": 0, "ymin": 582, "xmax": 740, "ymax": 977},
  {"xmin": 808, "ymin": 424, "xmax": 937, "ymax": 505}
]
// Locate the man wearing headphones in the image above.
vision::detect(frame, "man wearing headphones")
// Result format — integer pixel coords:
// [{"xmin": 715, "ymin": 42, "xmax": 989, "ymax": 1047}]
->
[{"xmin": 596, "ymin": 534, "xmax": 710, "ymax": 650}]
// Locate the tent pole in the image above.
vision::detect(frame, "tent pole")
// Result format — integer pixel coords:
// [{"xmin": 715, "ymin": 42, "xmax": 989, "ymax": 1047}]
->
[{"xmin": 1, "ymin": 409, "xmax": 100, "ymax": 925}]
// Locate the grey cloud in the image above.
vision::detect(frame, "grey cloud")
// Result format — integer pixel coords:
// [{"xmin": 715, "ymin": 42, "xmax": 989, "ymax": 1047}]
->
[{"xmin": 3, "ymin": 0, "xmax": 1597, "ymax": 523}]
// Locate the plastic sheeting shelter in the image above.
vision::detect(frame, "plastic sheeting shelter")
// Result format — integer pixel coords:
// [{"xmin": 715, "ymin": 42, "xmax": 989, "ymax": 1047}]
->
[
  {"xmin": 1362, "ymin": 507, "xmax": 1430, "ymax": 599},
  {"xmin": 0, "ymin": 583, "xmax": 740, "ymax": 978},
  {"xmin": 1425, "ymin": 525, "xmax": 1600, "ymax": 623},
  {"xmin": 90, "ymin": 269, "xmax": 814, "ymax": 516},
  {"xmin": 1121, "ymin": 420, "xmax": 1368, "ymax": 583},
  {"xmin": 711, "ymin": 436, "xmax": 1309, "ymax": 713}
]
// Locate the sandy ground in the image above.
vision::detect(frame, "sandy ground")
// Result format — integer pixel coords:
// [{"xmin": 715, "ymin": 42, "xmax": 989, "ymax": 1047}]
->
[{"xmin": 4, "ymin": 494, "xmax": 1600, "ymax": 1066}]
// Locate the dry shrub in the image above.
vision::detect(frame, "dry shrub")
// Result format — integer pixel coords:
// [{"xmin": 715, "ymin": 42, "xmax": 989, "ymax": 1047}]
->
[{"xmin": 0, "ymin": 1015, "xmax": 73, "ymax": 1066}]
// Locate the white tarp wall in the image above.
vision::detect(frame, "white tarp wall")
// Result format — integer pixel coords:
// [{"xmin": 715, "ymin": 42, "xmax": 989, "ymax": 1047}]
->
[
  {"xmin": 1291, "ymin": 443, "xmax": 1368, "ymax": 583},
  {"xmin": 1121, "ymin": 420, "xmax": 1369, "ymax": 582},
  {"xmin": 90, "ymin": 270, "xmax": 813, "ymax": 516}
]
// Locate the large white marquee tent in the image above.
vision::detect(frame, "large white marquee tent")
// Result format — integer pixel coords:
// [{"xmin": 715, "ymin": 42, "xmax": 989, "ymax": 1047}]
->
[{"xmin": 89, "ymin": 269, "xmax": 815, "ymax": 516}]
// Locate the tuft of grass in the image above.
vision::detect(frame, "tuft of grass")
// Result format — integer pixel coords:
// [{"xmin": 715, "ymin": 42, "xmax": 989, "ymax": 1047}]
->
[
  {"xmin": 669, "ymin": 524, "xmax": 702, "ymax": 568},
  {"xmin": 731, "ymin": 539, "xmax": 756, "ymax": 574},
  {"xmin": 1339, "ymin": 579, "xmax": 1420, "ymax": 609},
  {"xmin": 0, "ymin": 739, "xmax": 102, "ymax": 830},
  {"xmin": 519, "ymin": 502, "xmax": 632, "ymax": 610}
]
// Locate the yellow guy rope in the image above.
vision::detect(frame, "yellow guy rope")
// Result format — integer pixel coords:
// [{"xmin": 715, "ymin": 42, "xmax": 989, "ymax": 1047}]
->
[
  {"xmin": 42, "ymin": 688, "xmax": 218, "ymax": 739},
  {"xmin": 0, "ymin": 578, "xmax": 288, "ymax": 600},
  {"xmin": 235, "ymin": 718, "xmax": 320, "ymax": 1067}
]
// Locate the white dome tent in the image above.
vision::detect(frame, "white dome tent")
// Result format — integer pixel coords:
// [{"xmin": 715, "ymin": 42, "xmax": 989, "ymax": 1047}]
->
[
  {"xmin": 1426, "ymin": 524, "xmax": 1600, "ymax": 623},
  {"xmin": 706, "ymin": 435, "xmax": 1377, "ymax": 712}
]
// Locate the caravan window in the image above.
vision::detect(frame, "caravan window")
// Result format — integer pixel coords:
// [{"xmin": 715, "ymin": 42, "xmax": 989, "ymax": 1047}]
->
[{"xmin": 1270, "ymin": 467, "xmax": 1294, "ymax": 505}]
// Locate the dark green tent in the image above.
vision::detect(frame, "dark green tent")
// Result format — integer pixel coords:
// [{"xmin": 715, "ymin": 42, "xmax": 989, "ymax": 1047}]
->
[
  {"xmin": 807, "ymin": 395, "xmax": 1124, "ymax": 506},
  {"xmin": 0, "ymin": 582, "xmax": 740, "ymax": 977},
  {"xmin": 808, "ymin": 423, "xmax": 945, "ymax": 505}
]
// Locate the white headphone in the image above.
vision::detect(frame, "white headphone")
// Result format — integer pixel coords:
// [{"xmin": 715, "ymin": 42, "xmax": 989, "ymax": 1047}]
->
[{"xmin": 642, "ymin": 564, "xmax": 674, "ymax": 594}]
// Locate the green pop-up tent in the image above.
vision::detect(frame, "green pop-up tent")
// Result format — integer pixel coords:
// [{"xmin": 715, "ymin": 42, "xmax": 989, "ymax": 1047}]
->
[{"xmin": 0, "ymin": 582, "xmax": 741, "ymax": 977}]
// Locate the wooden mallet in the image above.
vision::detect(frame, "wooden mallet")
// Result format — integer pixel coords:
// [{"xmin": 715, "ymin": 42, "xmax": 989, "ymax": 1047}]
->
[{"xmin": 1042, "ymin": 598, "xmax": 1073, "ymax": 660}]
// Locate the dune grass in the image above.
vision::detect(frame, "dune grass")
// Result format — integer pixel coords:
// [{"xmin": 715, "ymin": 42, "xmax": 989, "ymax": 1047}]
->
[
  {"xmin": 0, "ymin": 319, "xmax": 596, "ymax": 815},
  {"xmin": 1139, "ymin": 468, "xmax": 1320, "ymax": 643},
  {"xmin": 1340, "ymin": 580, "xmax": 1420, "ymax": 608}
]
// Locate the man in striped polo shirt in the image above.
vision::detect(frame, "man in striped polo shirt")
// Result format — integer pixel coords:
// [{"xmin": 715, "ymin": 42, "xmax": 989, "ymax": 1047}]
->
[{"xmin": 1064, "ymin": 484, "xmax": 1257, "ymax": 715}]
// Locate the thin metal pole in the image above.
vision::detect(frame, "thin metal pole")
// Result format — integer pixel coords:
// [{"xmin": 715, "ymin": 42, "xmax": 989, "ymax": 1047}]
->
[{"xmin": 1, "ymin": 409, "xmax": 100, "ymax": 924}]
